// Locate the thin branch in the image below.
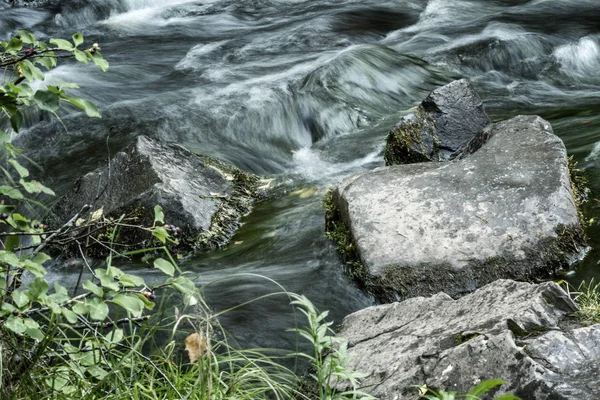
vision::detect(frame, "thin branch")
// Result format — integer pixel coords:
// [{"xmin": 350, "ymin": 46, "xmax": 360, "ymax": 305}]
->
[
  {"xmin": 0, "ymin": 230, "xmax": 56, "ymax": 237},
  {"xmin": 26, "ymin": 292, "xmax": 92, "ymax": 316},
  {"xmin": 72, "ymin": 315, "xmax": 150, "ymax": 330},
  {"xmin": 30, "ymin": 204, "xmax": 91, "ymax": 259}
]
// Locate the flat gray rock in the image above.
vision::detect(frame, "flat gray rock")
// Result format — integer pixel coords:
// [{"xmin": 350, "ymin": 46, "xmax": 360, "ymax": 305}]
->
[
  {"xmin": 329, "ymin": 115, "xmax": 585, "ymax": 301},
  {"xmin": 339, "ymin": 279, "xmax": 600, "ymax": 399},
  {"xmin": 47, "ymin": 135, "xmax": 259, "ymax": 255},
  {"xmin": 383, "ymin": 79, "xmax": 490, "ymax": 165}
]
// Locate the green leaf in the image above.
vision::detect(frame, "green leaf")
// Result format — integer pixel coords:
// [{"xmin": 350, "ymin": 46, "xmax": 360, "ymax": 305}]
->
[
  {"xmin": 23, "ymin": 259, "xmax": 47, "ymax": 277},
  {"xmin": 33, "ymin": 89, "xmax": 60, "ymax": 112},
  {"xmin": 83, "ymin": 280, "xmax": 104, "ymax": 297},
  {"xmin": 49, "ymin": 38, "xmax": 73, "ymax": 51},
  {"xmin": 73, "ymin": 49, "xmax": 88, "ymax": 63},
  {"xmin": 467, "ymin": 379, "xmax": 506, "ymax": 398},
  {"xmin": 67, "ymin": 97, "xmax": 100, "ymax": 118},
  {"xmin": 12, "ymin": 290, "xmax": 29, "ymax": 308},
  {"xmin": 5, "ymin": 235, "xmax": 19, "ymax": 252},
  {"xmin": 118, "ymin": 273, "xmax": 145, "ymax": 288},
  {"xmin": 106, "ymin": 328, "xmax": 124, "ymax": 344},
  {"xmin": 153, "ymin": 258, "xmax": 174, "ymax": 277},
  {"xmin": 152, "ymin": 226, "xmax": 169, "ymax": 243},
  {"xmin": 87, "ymin": 365, "xmax": 108, "ymax": 380},
  {"xmin": 496, "ymin": 395, "xmax": 522, "ymax": 400},
  {"xmin": 9, "ymin": 159, "xmax": 29, "ymax": 178},
  {"xmin": 57, "ymin": 82, "xmax": 80, "ymax": 89},
  {"xmin": 154, "ymin": 205, "xmax": 164, "ymax": 224},
  {"xmin": 62, "ymin": 308, "xmax": 78, "ymax": 324},
  {"xmin": 86, "ymin": 297, "xmax": 109, "ymax": 321},
  {"xmin": 23, "ymin": 318, "xmax": 44, "ymax": 340},
  {"xmin": 48, "ymin": 282, "xmax": 70, "ymax": 304},
  {"xmin": 19, "ymin": 179, "xmax": 55, "ymax": 195},
  {"xmin": 10, "ymin": 82, "xmax": 33, "ymax": 98},
  {"xmin": 0, "ymin": 185, "xmax": 23, "ymax": 200},
  {"xmin": 17, "ymin": 30, "xmax": 36, "ymax": 45},
  {"xmin": 0, "ymin": 251, "xmax": 22, "ymax": 267},
  {"xmin": 22, "ymin": 60, "xmax": 44, "ymax": 81},
  {"xmin": 10, "ymin": 110, "xmax": 23, "ymax": 133},
  {"xmin": 36, "ymin": 53, "xmax": 57, "ymax": 70},
  {"xmin": 88, "ymin": 51, "xmax": 109, "ymax": 71},
  {"xmin": 170, "ymin": 276, "xmax": 195, "ymax": 294},
  {"xmin": 72, "ymin": 301, "xmax": 87, "ymax": 315},
  {"xmin": 4, "ymin": 37, "xmax": 23, "ymax": 52},
  {"xmin": 0, "ymin": 129, "xmax": 11, "ymax": 144},
  {"xmin": 5, "ymin": 315, "xmax": 26, "ymax": 334},
  {"xmin": 96, "ymin": 268, "xmax": 120, "ymax": 292},
  {"xmin": 136, "ymin": 293, "xmax": 155, "ymax": 310},
  {"xmin": 32, "ymin": 252, "xmax": 51, "ymax": 264},
  {"xmin": 111, "ymin": 294, "xmax": 144, "ymax": 317},
  {"xmin": 72, "ymin": 32, "xmax": 84, "ymax": 47},
  {"xmin": 28, "ymin": 277, "xmax": 49, "ymax": 300}
]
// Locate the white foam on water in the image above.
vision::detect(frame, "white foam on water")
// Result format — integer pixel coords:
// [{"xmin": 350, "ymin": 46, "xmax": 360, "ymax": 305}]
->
[
  {"xmin": 586, "ymin": 141, "xmax": 600, "ymax": 162},
  {"xmin": 175, "ymin": 41, "xmax": 229, "ymax": 71},
  {"xmin": 292, "ymin": 146, "xmax": 381, "ymax": 183},
  {"xmin": 101, "ymin": 0, "xmax": 200, "ymax": 28},
  {"xmin": 554, "ymin": 36, "xmax": 600, "ymax": 77}
]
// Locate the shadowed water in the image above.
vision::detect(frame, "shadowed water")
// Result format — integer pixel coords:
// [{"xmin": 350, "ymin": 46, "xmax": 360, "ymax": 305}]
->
[{"xmin": 1, "ymin": 0, "xmax": 599, "ymax": 349}]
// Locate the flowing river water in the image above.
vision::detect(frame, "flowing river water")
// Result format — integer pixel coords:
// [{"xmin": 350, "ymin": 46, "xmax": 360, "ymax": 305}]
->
[{"xmin": 1, "ymin": 0, "xmax": 600, "ymax": 351}]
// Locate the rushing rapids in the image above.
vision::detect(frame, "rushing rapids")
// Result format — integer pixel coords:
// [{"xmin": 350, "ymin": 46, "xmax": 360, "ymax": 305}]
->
[{"xmin": 1, "ymin": 0, "xmax": 599, "ymax": 349}]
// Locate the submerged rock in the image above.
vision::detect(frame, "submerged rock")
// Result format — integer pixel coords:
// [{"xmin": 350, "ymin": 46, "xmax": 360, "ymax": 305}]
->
[
  {"xmin": 338, "ymin": 279, "xmax": 600, "ymax": 400},
  {"xmin": 47, "ymin": 135, "xmax": 260, "ymax": 255},
  {"xmin": 383, "ymin": 79, "xmax": 490, "ymax": 165},
  {"xmin": 327, "ymin": 115, "xmax": 586, "ymax": 302}
]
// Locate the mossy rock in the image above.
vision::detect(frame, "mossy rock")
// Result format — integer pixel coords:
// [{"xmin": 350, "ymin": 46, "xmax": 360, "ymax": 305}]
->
[
  {"xmin": 327, "ymin": 115, "xmax": 588, "ymax": 303},
  {"xmin": 46, "ymin": 135, "xmax": 263, "ymax": 257},
  {"xmin": 383, "ymin": 79, "xmax": 491, "ymax": 166}
]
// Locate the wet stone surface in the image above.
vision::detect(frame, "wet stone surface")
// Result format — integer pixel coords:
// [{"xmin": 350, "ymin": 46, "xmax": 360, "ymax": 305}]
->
[
  {"xmin": 338, "ymin": 279, "xmax": 600, "ymax": 400},
  {"xmin": 47, "ymin": 135, "xmax": 259, "ymax": 255},
  {"xmin": 330, "ymin": 115, "xmax": 585, "ymax": 301}
]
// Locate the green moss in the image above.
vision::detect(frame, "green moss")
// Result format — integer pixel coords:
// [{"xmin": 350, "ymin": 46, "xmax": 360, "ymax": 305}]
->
[
  {"xmin": 455, "ymin": 332, "xmax": 479, "ymax": 345},
  {"xmin": 323, "ymin": 190, "xmax": 358, "ymax": 260},
  {"xmin": 507, "ymin": 320, "xmax": 549, "ymax": 338},
  {"xmin": 383, "ymin": 108, "xmax": 439, "ymax": 166},
  {"xmin": 568, "ymin": 156, "xmax": 590, "ymax": 229},
  {"xmin": 195, "ymin": 168, "xmax": 260, "ymax": 251}
]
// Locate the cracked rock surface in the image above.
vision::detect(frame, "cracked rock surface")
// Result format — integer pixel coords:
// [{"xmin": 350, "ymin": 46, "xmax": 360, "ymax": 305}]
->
[{"xmin": 338, "ymin": 279, "xmax": 600, "ymax": 399}]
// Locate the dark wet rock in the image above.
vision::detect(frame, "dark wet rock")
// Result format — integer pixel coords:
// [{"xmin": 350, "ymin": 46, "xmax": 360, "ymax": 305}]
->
[
  {"xmin": 327, "ymin": 115, "xmax": 586, "ymax": 302},
  {"xmin": 46, "ymin": 135, "xmax": 261, "ymax": 256},
  {"xmin": 383, "ymin": 79, "xmax": 491, "ymax": 165},
  {"xmin": 338, "ymin": 279, "xmax": 600, "ymax": 400}
]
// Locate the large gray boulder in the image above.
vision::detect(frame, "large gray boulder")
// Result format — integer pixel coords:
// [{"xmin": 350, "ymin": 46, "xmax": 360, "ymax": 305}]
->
[
  {"xmin": 327, "ymin": 115, "xmax": 585, "ymax": 302},
  {"xmin": 339, "ymin": 279, "xmax": 600, "ymax": 400},
  {"xmin": 47, "ymin": 135, "xmax": 260, "ymax": 255},
  {"xmin": 383, "ymin": 79, "xmax": 491, "ymax": 165}
]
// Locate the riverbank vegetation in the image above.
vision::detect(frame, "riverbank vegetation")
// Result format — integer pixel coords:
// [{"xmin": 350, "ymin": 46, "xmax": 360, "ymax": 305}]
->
[{"xmin": 0, "ymin": 30, "xmax": 378, "ymax": 399}]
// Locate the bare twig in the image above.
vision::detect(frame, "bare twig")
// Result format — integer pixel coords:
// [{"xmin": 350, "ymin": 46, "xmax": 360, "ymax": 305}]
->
[
  {"xmin": 30, "ymin": 204, "xmax": 92, "ymax": 258},
  {"xmin": 72, "ymin": 315, "xmax": 150, "ymax": 330}
]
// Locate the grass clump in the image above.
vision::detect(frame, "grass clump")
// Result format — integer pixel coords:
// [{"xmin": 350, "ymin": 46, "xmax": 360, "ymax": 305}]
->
[{"xmin": 570, "ymin": 279, "xmax": 600, "ymax": 324}]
